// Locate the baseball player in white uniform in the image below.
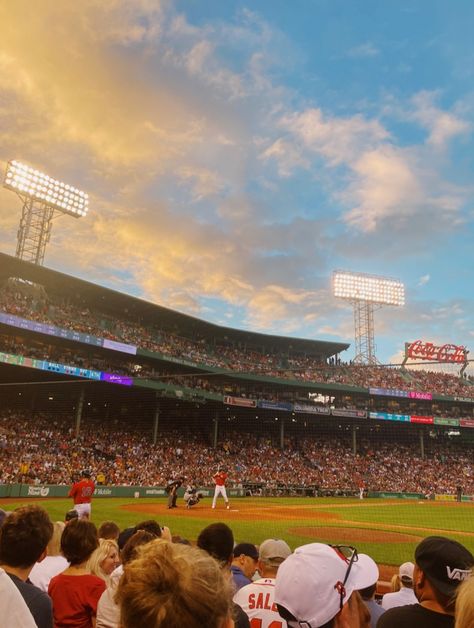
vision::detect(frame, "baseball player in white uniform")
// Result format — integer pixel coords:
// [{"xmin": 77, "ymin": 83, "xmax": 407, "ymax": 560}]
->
[
  {"xmin": 233, "ymin": 539, "xmax": 291, "ymax": 628},
  {"xmin": 212, "ymin": 468, "xmax": 230, "ymax": 509}
]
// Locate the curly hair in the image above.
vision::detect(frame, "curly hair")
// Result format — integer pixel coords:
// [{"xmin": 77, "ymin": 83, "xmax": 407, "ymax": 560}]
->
[
  {"xmin": 0, "ymin": 505, "xmax": 53, "ymax": 568},
  {"xmin": 117, "ymin": 540, "xmax": 233, "ymax": 628}
]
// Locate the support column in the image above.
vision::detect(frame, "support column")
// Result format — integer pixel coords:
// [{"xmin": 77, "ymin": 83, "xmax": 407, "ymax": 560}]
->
[
  {"xmin": 352, "ymin": 425, "xmax": 357, "ymax": 455},
  {"xmin": 152, "ymin": 401, "xmax": 160, "ymax": 445},
  {"xmin": 419, "ymin": 430, "xmax": 425, "ymax": 459},
  {"xmin": 213, "ymin": 413, "xmax": 219, "ymax": 448},
  {"xmin": 75, "ymin": 387, "xmax": 85, "ymax": 437},
  {"xmin": 280, "ymin": 418, "xmax": 285, "ymax": 450}
]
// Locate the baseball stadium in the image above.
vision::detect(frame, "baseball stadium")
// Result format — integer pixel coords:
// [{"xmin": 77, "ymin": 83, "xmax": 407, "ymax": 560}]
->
[{"xmin": 0, "ymin": 251, "xmax": 473, "ymax": 588}]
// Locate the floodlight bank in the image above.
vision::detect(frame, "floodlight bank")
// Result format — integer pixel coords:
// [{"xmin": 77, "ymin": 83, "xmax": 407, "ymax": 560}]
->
[
  {"xmin": 4, "ymin": 160, "xmax": 88, "ymax": 218},
  {"xmin": 333, "ymin": 270, "xmax": 405, "ymax": 307}
]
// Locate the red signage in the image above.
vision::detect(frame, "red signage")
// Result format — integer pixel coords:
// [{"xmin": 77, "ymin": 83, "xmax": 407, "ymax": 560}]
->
[
  {"xmin": 460, "ymin": 419, "xmax": 474, "ymax": 429},
  {"xmin": 223, "ymin": 396, "xmax": 257, "ymax": 408},
  {"xmin": 410, "ymin": 415, "xmax": 434, "ymax": 424},
  {"xmin": 406, "ymin": 340, "xmax": 468, "ymax": 364}
]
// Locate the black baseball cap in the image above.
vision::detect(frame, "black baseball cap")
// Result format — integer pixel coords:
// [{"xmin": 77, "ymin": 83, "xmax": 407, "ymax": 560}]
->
[
  {"xmin": 233, "ymin": 542, "xmax": 259, "ymax": 561},
  {"xmin": 415, "ymin": 536, "xmax": 474, "ymax": 596},
  {"xmin": 65, "ymin": 509, "xmax": 79, "ymax": 522}
]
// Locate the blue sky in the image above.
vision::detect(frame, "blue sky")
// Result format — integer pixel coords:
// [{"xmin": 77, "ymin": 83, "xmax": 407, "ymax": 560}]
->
[{"xmin": 0, "ymin": 1, "xmax": 472, "ymax": 370}]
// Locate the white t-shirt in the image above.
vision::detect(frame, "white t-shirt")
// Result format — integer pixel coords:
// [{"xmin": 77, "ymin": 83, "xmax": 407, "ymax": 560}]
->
[
  {"xmin": 0, "ymin": 567, "xmax": 37, "ymax": 628},
  {"xmin": 381, "ymin": 586, "xmax": 418, "ymax": 610},
  {"xmin": 29, "ymin": 555, "xmax": 69, "ymax": 592},
  {"xmin": 233, "ymin": 577, "xmax": 287, "ymax": 628},
  {"xmin": 96, "ymin": 564, "xmax": 123, "ymax": 628}
]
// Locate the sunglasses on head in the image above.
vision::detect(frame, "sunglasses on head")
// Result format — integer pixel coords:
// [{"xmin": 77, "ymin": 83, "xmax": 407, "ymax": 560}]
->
[{"xmin": 329, "ymin": 545, "xmax": 359, "ymax": 610}]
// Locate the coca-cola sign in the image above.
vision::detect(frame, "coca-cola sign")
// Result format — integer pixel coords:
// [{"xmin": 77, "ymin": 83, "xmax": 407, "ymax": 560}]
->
[{"xmin": 405, "ymin": 340, "xmax": 468, "ymax": 364}]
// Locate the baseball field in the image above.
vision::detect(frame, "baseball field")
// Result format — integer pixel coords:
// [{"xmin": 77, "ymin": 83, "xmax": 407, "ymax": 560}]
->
[{"xmin": 1, "ymin": 495, "xmax": 473, "ymax": 581}]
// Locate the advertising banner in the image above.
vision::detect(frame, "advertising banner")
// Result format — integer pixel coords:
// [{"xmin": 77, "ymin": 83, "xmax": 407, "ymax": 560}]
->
[
  {"xmin": 293, "ymin": 403, "xmax": 330, "ymax": 415},
  {"xmin": 460, "ymin": 419, "xmax": 474, "ymax": 428},
  {"xmin": 433, "ymin": 417, "xmax": 460, "ymax": 426},
  {"xmin": 0, "ymin": 484, "xmax": 246, "ymax": 499},
  {"xmin": 331, "ymin": 409, "xmax": 367, "ymax": 418},
  {"xmin": 405, "ymin": 340, "xmax": 468, "ymax": 364},
  {"xmin": 257, "ymin": 400, "xmax": 293, "ymax": 411},
  {"xmin": 369, "ymin": 412, "xmax": 410, "ymax": 422},
  {"xmin": 101, "ymin": 373, "xmax": 133, "ymax": 386},
  {"xmin": 410, "ymin": 415, "xmax": 434, "ymax": 424},
  {"xmin": 369, "ymin": 387, "xmax": 409, "ymax": 398},
  {"xmin": 0, "ymin": 311, "xmax": 137, "ymax": 354},
  {"xmin": 102, "ymin": 339, "xmax": 137, "ymax": 355},
  {"xmin": 223, "ymin": 396, "xmax": 257, "ymax": 408},
  {"xmin": 408, "ymin": 391, "xmax": 432, "ymax": 400}
]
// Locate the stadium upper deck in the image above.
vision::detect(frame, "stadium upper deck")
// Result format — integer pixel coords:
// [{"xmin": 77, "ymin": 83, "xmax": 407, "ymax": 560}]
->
[
  {"xmin": 1, "ymin": 251, "xmax": 473, "ymax": 440},
  {"xmin": 0, "ymin": 252, "xmax": 349, "ymax": 363}
]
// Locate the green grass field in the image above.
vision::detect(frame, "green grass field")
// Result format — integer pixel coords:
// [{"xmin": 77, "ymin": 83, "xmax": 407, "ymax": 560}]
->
[{"xmin": 1, "ymin": 496, "xmax": 472, "ymax": 570}]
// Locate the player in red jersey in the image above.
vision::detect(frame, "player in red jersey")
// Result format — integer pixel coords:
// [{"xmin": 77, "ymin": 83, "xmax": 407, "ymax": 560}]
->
[
  {"xmin": 212, "ymin": 467, "xmax": 230, "ymax": 509},
  {"xmin": 68, "ymin": 470, "xmax": 95, "ymax": 519}
]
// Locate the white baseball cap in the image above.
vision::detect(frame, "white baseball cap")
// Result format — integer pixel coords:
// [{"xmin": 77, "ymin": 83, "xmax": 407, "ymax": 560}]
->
[
  {"xmin": 274, "ymin": 543, "xmax": 379, "ymax": 628},
  {"xmin": 399, "ymin": 561, "xmax": 414, "ymax": 581}
]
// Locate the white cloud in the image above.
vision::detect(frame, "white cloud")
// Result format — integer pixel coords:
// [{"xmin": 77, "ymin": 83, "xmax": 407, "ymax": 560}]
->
[
  {"xmin": 418, "ymin": 274, "xmax": 430, "ymax": 286},
  {"xmin": 279, "ymin": 108, "xmax": 389, "ymax": 166},
  {"xmin": 410, "ymin": 91, "xmax": 471, "ymax": 148},
  {"xmin": 347, "ymin": 42, "xmax": 379, "ymax": 58}
]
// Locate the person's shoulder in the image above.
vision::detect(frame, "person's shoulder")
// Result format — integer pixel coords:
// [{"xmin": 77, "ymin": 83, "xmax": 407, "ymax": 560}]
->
[{"xmin": 377, "ymin": 604, "xmax": 422, "ymax": 627}]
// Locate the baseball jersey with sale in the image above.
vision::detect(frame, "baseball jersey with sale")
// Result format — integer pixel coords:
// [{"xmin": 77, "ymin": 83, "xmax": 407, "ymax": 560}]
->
[
  {"xmin": 233, "ymin": 577, "xmax": 287, "ymax": 628},
  {"xmin": 68, "ymin": 479, "xmax": 95, "ymax": 504}
]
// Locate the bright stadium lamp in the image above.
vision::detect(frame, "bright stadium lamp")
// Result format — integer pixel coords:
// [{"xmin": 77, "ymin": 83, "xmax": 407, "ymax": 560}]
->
[
  {"xmin": 333, "ymin": 270, "xmax": 405, "ymax": 365},
  {"xmin": 3, "ymin": 160, "xmax": 89, "ymax": 265}
]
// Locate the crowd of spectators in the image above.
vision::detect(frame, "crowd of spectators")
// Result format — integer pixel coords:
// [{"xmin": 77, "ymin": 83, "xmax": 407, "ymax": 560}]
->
[
  {"xmin": 1, "ymin": 411, "xmax": 472, "ymax": 496},
  {"xmin": 1, "ymin": 503, "xmax": 473, "ymax": 628},
  {"xmin": 1, "ymin": 288, "xmax": 473, "ymax": 396}
]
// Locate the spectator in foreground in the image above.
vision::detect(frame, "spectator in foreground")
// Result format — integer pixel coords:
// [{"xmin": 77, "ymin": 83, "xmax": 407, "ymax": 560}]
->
[
  {"xmin": 197, "ymin": 523, "xmax": 250, "ymax": 628},
  {"xmin": 0, "ymin": 505, "xmax": 53, "ymax": 628},
  {"xmin": 275, "ymin": 542, "xmax": 377, "ymax": 628},
  {"xmin": 98, "ymin": 521, "xmax": 120, "ymax": 541},
  {"xmin": 48, "ymin": 519, "xmax": 106, "ymax": 628},
  {"xmin": 64, "ymin": 509, "xmax": 79, "ymax": 525},
  {"xmin": 86, "ymin": 539, "xmax": 120, "ymax": 584},
  {"xmin": 116, "ymin": 539, "xmax": 235, "ymax": 628},
  {"xmin": 29, "ymin": 521, "xmax": 69, "ymax": 592},
  {"xmin": 381, "ymin": 561, "xmax": 417, "ymax": 610},
  {"xmin": 455, "ymin": 574, "xmax": 474, "ymax": 628},
  {"xmin": 378, "ymin": 536, "xmax": 474, "ymax": 628},
  {"xmin": 0, "ymin": 565, "xmax": 37, "ymax": 627},
  {"xmin": 231, "ymin": 543, "xmax": 259, "ymax": 591},
  {"xmin": 96, "ymin": 530, "xmax": 155, "ymax": 628},
  {"xmin": 358, "ymin": 579, "xmax": 384, "ymax": 628},
  {"xmin": 233, "ymin": 538, "xmax": 292, "ymax": 627}
]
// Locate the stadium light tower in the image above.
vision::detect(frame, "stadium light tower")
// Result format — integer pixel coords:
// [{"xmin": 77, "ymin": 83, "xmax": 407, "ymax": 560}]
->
[
  {"xmin": 3, "ymin": 160, "xmax": 89, "ymax": 266},
  {"xmin": 332, "ymin": 270, "xmax": 405, "ymax": 365}
]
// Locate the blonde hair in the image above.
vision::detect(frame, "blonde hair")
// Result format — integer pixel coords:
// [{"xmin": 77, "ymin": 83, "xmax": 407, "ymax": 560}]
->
[
  {"xmin": 390, "ymin": 574, "xmax": 401, "ymax": 592},
  {"xmin": 455, "ymin": 575, "xmax": 474, "ymax": 628},
  {"xmin": 117, "ymin": 539, "xmax": 233, "ymax": 628},
  {"xmin": 86, "ymin": 538, "xmax": 119, "ymax": 583},
  {"xmin": 47, "ymin": 522, "xmax": 65, "ymax": 557}
]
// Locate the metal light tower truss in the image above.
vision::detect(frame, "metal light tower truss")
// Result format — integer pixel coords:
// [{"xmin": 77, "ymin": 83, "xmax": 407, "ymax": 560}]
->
[
  {"xmin": 3, "ymin": 160, "xmax": 89, "ymax": 266},
  {"xmin": 333, "ymin": 270, "xmax": 405, "ymax": 365}
]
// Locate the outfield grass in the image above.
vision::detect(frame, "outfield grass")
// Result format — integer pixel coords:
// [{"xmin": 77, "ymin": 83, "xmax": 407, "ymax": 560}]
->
[{"xmin": 1, "ymin": 496, "xmax": 472, "ymax": 567}]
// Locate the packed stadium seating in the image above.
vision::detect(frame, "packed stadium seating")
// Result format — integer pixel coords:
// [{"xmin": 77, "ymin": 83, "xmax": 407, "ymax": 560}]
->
[{"xmin": 1, "ymin": 411, "xmax": 472, "ymax": 495}]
